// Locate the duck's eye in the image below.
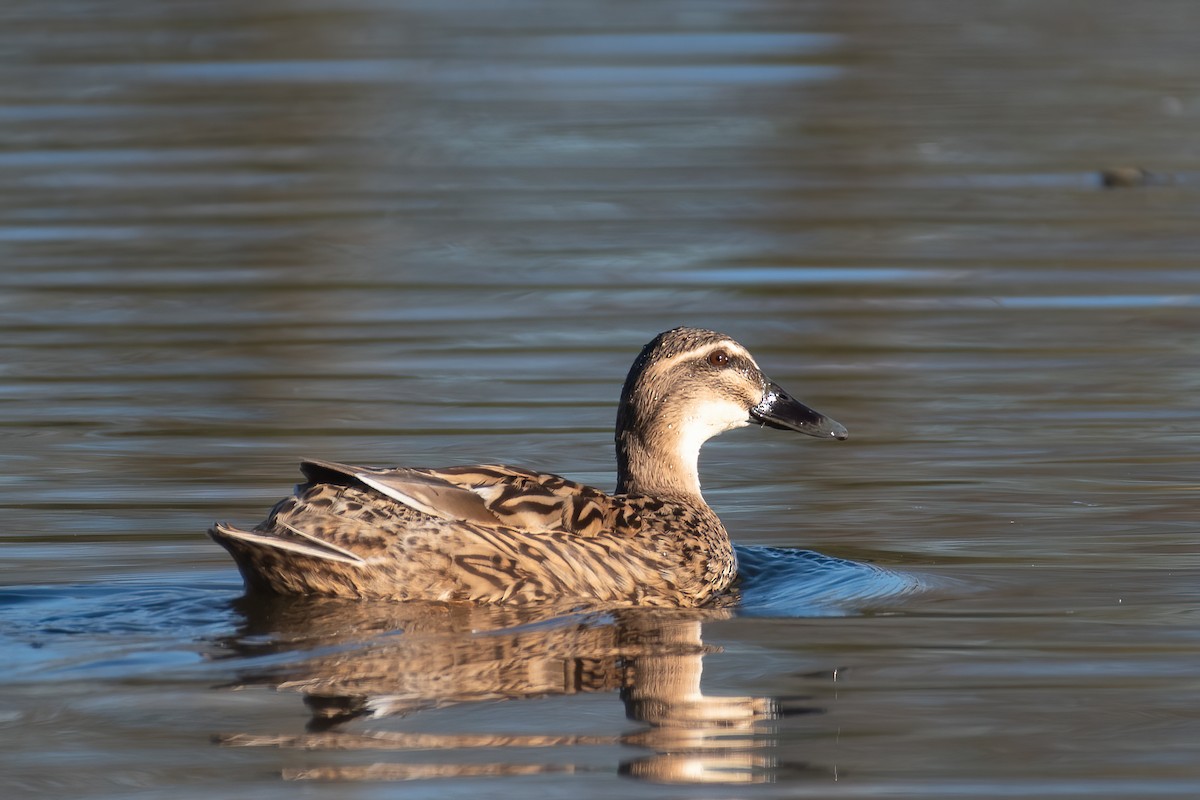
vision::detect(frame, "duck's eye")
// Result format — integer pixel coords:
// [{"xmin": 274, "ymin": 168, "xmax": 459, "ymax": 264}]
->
[{"xmin": 707, "ymin": 349, "xmax": 730, "ymax": 368}]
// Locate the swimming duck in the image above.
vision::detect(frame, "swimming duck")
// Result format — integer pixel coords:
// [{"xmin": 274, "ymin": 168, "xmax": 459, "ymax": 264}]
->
[{"xmin": 209, "ymin": 327, "xmax": 848, "ymax": 607}]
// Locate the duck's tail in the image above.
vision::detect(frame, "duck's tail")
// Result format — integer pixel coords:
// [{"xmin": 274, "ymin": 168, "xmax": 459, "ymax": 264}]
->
[
  {"xmin": 209, "ymin": 522, "xmax": 366, "ymax": 565},
  {"xmin": 209, "ymin": 521, "xmax": 371, "ymax": 597}
]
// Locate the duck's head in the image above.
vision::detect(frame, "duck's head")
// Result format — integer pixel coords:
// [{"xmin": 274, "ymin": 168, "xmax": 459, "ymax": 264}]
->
[{"xmin": 615, "ymin": 327, "xmax": 847, "ymax": 499}]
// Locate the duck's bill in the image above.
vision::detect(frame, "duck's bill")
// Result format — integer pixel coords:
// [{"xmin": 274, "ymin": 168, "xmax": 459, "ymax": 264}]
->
[{"xmin": 750, "ymin": 381, "xmax": 849, "ymax": 440}]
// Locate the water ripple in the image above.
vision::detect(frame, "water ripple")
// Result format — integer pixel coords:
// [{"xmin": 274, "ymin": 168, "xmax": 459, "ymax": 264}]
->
[{"xmin": 735, "ymin": 545, "xmax": 929, "ymax": 617}]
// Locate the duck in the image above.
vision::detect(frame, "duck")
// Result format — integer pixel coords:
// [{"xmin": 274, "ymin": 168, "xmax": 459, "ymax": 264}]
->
[{"xmin": 209, "ymin": 327, "xmax": 848, "ymax": 607}]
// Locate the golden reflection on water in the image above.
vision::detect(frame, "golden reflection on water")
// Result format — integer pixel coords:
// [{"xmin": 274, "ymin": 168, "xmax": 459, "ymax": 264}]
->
[{"xmin": 216, "ymin": 597, "xmax": 816, "ymax": 784}]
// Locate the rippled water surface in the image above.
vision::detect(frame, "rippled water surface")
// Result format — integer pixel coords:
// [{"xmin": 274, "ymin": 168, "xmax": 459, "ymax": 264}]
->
[{"xmin": 3, "ymin": 1, "xmax": 1200, "ymax": 797}]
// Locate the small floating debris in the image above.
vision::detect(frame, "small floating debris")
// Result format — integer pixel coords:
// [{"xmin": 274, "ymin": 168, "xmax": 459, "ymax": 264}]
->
[{"xmin": 1099, "ymin": 166, "xmax": 1155, "ymax": 188}]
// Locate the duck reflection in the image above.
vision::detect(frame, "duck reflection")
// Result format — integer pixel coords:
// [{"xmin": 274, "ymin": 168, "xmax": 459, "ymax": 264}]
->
[{"xmin": 214, "ymin": 595, "xmax": 825, "ymax": 784}]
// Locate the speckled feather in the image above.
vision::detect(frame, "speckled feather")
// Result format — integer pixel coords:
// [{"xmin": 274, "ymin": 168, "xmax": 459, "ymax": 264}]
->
[{"xmin": 214, "ymin": 461, "xmax": 732, "ymax": 606}]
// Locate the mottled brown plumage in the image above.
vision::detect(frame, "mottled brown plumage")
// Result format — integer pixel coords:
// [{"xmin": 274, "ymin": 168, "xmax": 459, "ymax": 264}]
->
[{"xmin": 209, "ymin": 327, "xmax": 847, "ymax": 607}]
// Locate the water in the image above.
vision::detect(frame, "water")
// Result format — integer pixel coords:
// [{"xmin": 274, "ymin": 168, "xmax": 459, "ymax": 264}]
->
[{"xmin": 3, "ymin": 0, "xmax": 1199, "ymax": 797}]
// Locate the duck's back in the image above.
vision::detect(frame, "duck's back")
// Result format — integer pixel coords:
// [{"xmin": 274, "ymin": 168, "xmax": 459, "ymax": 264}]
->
[{"xmin": 208, "ymin": 459, "xmax": 736, "ymax": 606}]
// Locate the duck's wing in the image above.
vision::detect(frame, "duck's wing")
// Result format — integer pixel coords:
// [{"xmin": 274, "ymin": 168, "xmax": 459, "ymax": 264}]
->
[
  {"xmin": 301, "ymin": 459, "xmax": 503, "ymax": 526},
  {"xmin": 300, "ymin": 459, "xmax": 643, "ymax": 537}
]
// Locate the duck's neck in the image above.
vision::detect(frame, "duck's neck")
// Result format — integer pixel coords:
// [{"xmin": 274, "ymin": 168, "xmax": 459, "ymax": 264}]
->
[{"xmin": 615, "ymin": 424, "xmax": 708, "ymax": 505}]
